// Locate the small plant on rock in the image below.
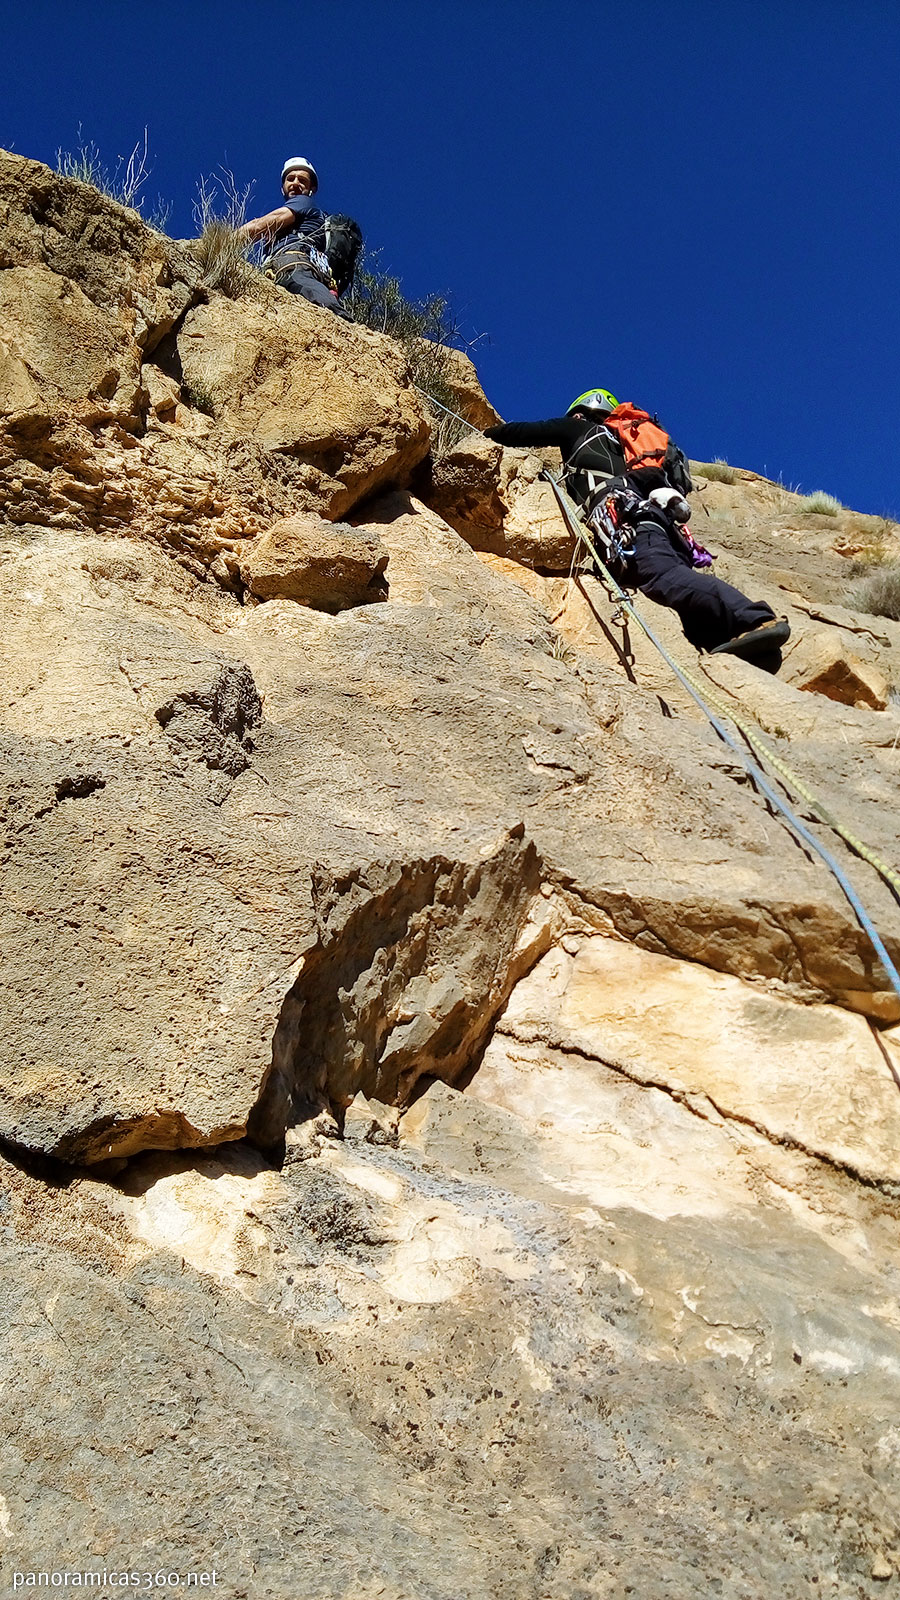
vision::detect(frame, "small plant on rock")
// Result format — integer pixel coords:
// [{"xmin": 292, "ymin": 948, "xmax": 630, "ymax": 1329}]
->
[
  {"xmin": 696, "ymin": 459, "xmax": 738, "ymax": 484},
  {"xmin": 850, "ymin": 564, "xmax": 900, "ymax": 622},
  {"xmin": 802, "ymin": 490, "xmax": 844, "ymax": 515},
  {"xmin": 55, "ymin": 126, "xmax": 170, "ymax": 230},
  {"xmin": 181, "ymin": 381, "xmax": 216, "ymax": 417},
  {"xmin": 191, "ymin": 169, "xmax": 260, "ymax": 298},
  {"xmin": 345, "ymin": 253, "xmax": 479, "ymax": 455}
]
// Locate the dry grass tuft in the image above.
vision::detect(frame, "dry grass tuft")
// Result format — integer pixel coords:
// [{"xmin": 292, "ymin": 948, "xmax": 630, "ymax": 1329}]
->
[
  {"xmin": 696, "ymin": 459, "xmax": 738, "ymax": 484},
  {"xmin": 850, "ymin": 564, "xmax": 900, "ymax": 621},
  {"xmin": 802, "ymin": 490, "xmax": 844, "ymax": 516},
  {"xmin": 190, "ymin": 170, "xmax": 261, "ymax": 298},
  {"xmin": 191, "ymin": 220, "xmax": 258, "ymax": 297},
  {"xmin": 55, "ymin": 126, "xmax": 170, "ymax": 231}
]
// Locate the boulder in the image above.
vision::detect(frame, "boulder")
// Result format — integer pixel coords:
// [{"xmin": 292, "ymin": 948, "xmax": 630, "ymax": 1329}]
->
[
  {"xmin": 176, "ymin": 294, "xmax": 431, "ymax": 518},
  {"xmin": 783, "ymin": 629, "xmax": 891, "ymax": 709},
  {"xmin": 240, "ymin": 511, "xmax": 389, "ymax": 610}
]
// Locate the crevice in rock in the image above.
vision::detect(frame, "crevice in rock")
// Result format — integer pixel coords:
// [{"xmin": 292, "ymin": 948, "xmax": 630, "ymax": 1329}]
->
[
  {"xmin": 495, "ymin": 1018, "xmax": 900, "ymax": 1196},
  {"xmin": 0, "ymin": 1105, "xmax": 246, "ymax": 1170},
  {"xmin": 54, "ymin": 772, "xmax": 106, "ymax": 801}
]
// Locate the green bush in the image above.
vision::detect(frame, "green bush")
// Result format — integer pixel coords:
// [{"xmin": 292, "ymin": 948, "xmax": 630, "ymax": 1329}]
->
[{"xmin": 181, "ymin": 382, "xmax": 216, "ymax": 417}]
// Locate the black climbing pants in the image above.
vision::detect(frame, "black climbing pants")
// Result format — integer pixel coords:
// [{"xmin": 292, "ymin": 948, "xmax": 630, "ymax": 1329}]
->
[
  {"xmin": 281, "ymin": 267, "xmax": 352, "ymax": 320},
  {"xmin": 629, "ymin": 520, "xmax": 775, "ymax": 652}
]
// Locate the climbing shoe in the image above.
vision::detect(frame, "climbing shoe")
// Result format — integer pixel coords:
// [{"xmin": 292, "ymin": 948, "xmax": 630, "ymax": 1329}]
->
[{"xmin": 710, "ymin": 617, "xmax": 791, "ymax": 659}]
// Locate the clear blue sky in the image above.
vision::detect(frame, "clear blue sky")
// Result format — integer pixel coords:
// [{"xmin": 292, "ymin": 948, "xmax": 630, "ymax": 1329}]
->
[{"xmin": 4, "ymin": 0, "xmax": 899, "ymax": 514}]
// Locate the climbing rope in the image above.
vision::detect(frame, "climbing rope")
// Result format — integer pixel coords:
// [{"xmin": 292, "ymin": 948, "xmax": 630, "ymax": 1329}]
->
[
  {"xmin": 545, "ymin": 473, "xmax": 900, "ymax": 1007},
  {"xmin": 407, "ymin": 390, "xmax": 900, "ymax": 1000},
  {"xmin": 412, "ymin": 385, "xmax": 477, "ymax": 428}
]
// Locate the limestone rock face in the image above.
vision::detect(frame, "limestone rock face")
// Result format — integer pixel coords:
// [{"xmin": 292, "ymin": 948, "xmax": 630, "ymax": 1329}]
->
[
  {"xmin": 0, "ymin": 148, "xmax": 432, "ymax": 576},
  {"xmin": 7, "ymin": 146, "xmax": 900, "ymax": 1597},
  {"xmin": 176, "ymin": 296, "xmax": 430, "ymax": 518},
  {"xmin": 491, "ymin": 934, "xmax": 900, "ymax": 1184},
  {"xmin": 0, "ymin": 149, "xmax": 200, "ymax": 361},
  {"xmin": 427, "ymin": 432, "xmax": 576, "ymax": 569},
  {"xmin": 0, "ymin": 265, "xmax": 142, "ymax": 419},
  {"xmin": 239, "ymin": 511, "xmax": 389, "ymax": 608},
  {"xmin": 248, "ymin": 831, "xmax": 547, "ymax": 1150}
]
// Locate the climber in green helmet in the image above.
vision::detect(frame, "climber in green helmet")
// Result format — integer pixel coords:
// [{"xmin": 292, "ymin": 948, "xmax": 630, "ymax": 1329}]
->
[{"xmin": 485, "ymin": 388, "xmax": 790, "ymax": 660}]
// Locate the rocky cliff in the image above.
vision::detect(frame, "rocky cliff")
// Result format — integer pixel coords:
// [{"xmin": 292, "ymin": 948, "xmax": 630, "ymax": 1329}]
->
[{"xmin": 3, "ymin": 149, "xmax": 900, "ymax": 1598}]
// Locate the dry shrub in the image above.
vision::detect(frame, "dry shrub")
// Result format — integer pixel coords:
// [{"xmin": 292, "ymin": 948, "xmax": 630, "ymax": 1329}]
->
[
  {"xmin": 191, "ymin": 170, "xmax": 261, "ymax": 298},
  {"xmin": 802, "ymin": 489, "xmax": 844, "ymax": 516},
  {"xmin": 850, "ymin": 564, "xmax": 900, "ymax": 621},
  {"xmin": 345, "ymin": 254, "xmax": 480, "ymax": 455},
  {"xmin": 695, "ymin": 459, "xmax": 738, "ymax": 484},
  {"xmin": 55, "ymin": 126, "xmax": 170, "ymax": 231}
]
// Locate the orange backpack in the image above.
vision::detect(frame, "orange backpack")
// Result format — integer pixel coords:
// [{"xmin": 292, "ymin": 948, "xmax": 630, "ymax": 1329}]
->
[{"xmin": 602, "ymin": 403, "xmax": 671, "ymax": 473}]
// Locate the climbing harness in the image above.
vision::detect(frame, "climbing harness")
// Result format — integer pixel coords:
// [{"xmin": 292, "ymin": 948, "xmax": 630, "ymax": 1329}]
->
[{"xmin": 545, "ymin": 472, "xmax": 900, "ymax": 1009}]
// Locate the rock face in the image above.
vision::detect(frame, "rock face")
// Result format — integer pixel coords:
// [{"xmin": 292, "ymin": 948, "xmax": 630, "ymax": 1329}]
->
[
  {"xmin": 4, "ymin": 147, "xmax": 900, "ymax": 1596},
  {"xmin": 248, "ymin": 830, "xmax": 546, "ymax": 1150},
  {"xmin": 491, "ymin": 934, "xmax": 900, "ymax": 1184},
  {"xmin": 0, "ymin": 148, "xmax": 430, "ymax": 577},
  {"xmin": 176, "ymin": 295, "xmax": 429, "ymax": 518},
  {"xmin": 427, "ymin": 430, "xmax": 576, "ymax": 569}
]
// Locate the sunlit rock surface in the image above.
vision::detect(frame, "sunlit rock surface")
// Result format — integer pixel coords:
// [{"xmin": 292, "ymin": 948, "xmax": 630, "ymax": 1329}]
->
[{"xmin": 2, "ymin": 146, "xmax": 900, "ymax": 1596}]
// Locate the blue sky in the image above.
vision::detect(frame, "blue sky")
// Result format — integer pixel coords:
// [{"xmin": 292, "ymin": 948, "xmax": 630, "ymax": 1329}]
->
[{"xmin": 4, "ymin": 0, "xmax": 899, "ymax": 513}]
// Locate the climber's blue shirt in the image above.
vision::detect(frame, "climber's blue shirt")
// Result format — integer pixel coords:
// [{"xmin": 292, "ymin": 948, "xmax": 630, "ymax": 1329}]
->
[
  {"xmin": 282, "ymin": 194, "xmax": 324, "ymax": 239},
  {"xmin": 266, "ymin": 194, "xmax": 325, "ymax": 274}
]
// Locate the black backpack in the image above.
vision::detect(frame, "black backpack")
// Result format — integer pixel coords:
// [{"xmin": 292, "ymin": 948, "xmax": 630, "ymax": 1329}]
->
[
  {"xmin": 318, "ymin": 214, "xmax": 363, "ymax": 296},
  {"xmin": 563, "ymin": 423, "xmax": 627, "ymax": 509}
]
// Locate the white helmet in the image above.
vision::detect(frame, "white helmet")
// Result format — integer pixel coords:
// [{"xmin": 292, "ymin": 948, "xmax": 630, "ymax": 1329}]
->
[{"xmin": 281, "ymin": 156, "xmax": 318, "ymax": 193}]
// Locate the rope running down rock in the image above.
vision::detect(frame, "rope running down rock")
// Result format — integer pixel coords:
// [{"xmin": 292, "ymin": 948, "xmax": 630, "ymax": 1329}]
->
[{"xmin": 545, "ymin": 472, "xmax": 900, "ymax": 1011}]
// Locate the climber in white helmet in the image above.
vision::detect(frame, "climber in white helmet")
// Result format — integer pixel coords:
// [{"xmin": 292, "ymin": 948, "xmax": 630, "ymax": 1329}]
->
[{"xmin": 238, "ymin": 157, "xmax": 350, "ymax": 318}]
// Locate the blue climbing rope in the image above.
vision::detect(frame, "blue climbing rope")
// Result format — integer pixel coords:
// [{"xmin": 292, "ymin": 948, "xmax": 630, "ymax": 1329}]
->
[{"xmin": 545, "ymin": 473, "xmax": 900, "ymax": 1008}]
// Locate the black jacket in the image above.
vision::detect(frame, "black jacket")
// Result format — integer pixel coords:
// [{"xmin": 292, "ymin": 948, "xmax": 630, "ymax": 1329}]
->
[{"xmin": 484, "ymin": 414, "xmax": 689, "ymax": 503}]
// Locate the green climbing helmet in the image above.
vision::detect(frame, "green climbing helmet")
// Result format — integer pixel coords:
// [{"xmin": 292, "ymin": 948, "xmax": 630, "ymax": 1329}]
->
[{"xmin": 567, "ymin": 388, "xmax": 618, "ymax": 417}]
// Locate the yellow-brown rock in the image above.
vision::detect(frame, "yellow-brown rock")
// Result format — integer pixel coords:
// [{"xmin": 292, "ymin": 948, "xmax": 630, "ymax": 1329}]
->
[
  {"xmin": 427, "ymin": 431, "xmax": 576, "ymax": 568},
  {"xmin": 0, "ymin": 148, "xmax": 433, "ymax": 572},
  {"xmin": 176, "ymin": 294, "xmax": 430, "ymax": 519},
  {"xmin": 418, "ymin": 341, "xmax": 501, "ymax": 429},
  {"xmin": 240, "ymin": 510, "xmax": 389, "ymax": 609},
  {"xmin": 784, "ymin": 629, "xmax": 891, "ymax": 708},
  {"xmin": 5, "ymin": 142, "xmax": 900, "ymax": 1598}
]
